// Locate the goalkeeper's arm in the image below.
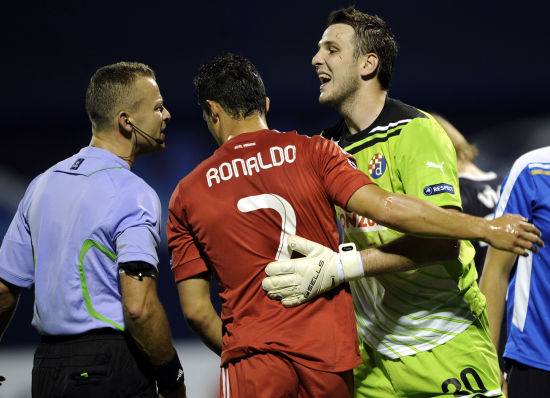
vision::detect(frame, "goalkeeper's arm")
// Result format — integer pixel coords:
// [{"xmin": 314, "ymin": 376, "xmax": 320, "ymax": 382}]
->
[
  {"xmin": 347, "ymin": 184, "xmax": 541, "ymax": 254},
  {"xmin": 262, "ymin": 235, "xmax": 453, "ymax": 307},
  {"xmin": 262, "ymin": 184, "xmax": 542, "ymax": 307}
]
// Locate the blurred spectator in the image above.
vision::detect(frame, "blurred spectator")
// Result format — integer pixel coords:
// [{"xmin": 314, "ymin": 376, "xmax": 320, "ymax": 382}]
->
[{"xmin": 433, "ymin": 113, "xmax": 502, "ymax": 276}]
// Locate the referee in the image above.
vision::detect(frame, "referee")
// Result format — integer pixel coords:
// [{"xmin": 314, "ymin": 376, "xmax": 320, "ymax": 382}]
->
[{"xmin": 0, "ymin": 62, "xmax": 186, "ymax": 397}]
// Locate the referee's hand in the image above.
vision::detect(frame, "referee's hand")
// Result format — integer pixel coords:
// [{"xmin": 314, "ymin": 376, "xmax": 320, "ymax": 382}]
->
[{"xmin": 488, "ymin": 213, "xmax": 543, "ymax": 256}]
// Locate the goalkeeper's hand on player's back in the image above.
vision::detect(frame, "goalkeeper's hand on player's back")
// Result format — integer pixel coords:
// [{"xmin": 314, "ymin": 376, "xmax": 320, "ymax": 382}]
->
[
  {"xmin": 263, "ymin": 212, "xmax": 543, "ymax": 307},
  {"xmin": 262, "ymin": 235, "xmax": 364, "ymax": 307}
]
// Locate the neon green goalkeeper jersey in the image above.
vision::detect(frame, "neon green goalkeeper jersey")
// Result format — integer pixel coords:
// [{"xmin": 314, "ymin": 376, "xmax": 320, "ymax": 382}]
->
[{"xmin": 322, "ymin": 97, "xmax": 482, "ymax": 359}]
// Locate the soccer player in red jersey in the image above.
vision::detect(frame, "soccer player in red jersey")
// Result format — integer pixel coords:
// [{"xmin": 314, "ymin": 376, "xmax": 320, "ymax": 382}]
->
[
  {"xmin": 168, "ymin": 54, "xmax": 368, "ymax": 398},
  {"xmin": 166, "ymin": 54, "xmax": 542, "ymax": 398}
]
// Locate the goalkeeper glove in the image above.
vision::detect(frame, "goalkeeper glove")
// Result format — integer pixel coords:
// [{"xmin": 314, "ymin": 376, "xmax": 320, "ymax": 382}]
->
[{"xmin": 262, "ymin": 235, "xmax": 364, "ymax": 307}]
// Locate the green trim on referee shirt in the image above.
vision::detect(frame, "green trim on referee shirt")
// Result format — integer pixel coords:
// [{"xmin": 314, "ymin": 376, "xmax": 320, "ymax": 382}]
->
[
  {"xmin": 87, "ymin": 167, "xmax": 124, "ymax": 177},
  {"xmin": 79, "ymin": 239, "xmax": 124, "ymax": 331}
]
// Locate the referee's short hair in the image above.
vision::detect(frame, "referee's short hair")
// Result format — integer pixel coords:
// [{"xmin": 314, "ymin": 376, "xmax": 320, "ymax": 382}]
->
[
  {"xmin": 328, "ymin": 7, "xmax": 398, "ymax": 91},
  {"xmin": 86, "ymin": 62, "xmax": 156, "ymax": 133}
]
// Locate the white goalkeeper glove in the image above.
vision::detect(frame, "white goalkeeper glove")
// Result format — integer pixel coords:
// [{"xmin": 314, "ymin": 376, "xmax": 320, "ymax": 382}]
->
[{"xmin": 262, "ymin": 235, "xmax": 365, "ymax": 307}]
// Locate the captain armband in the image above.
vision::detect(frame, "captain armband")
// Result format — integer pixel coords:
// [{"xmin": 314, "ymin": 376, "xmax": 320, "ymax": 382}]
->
[{"xmin": 118, "ymin": 261, "xmax": 158, "ymax": 281}]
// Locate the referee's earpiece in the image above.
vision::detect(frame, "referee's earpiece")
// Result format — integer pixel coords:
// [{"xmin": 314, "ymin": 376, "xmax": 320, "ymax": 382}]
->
[{"xmin": 124, "ymin": 118, "xmax": 164, "ymax": 145}]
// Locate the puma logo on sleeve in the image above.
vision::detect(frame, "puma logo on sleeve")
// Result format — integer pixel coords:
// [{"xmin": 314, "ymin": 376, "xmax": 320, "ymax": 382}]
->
[{"xmin": 426, "ymin": 161, "xmax": 445, "ymax": 175}]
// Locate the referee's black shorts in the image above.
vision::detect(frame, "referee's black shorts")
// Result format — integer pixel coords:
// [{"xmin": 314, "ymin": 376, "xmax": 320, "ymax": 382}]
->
[{"xmin": 32, "ymin": 328, "xmax": 157, "ymax": 398}]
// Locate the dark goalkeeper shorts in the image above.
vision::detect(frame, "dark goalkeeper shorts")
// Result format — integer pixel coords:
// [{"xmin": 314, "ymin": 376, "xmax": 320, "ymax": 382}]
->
[{"xmin": 32, "ymin": 328, "xmax": 157, "ymax": 398}]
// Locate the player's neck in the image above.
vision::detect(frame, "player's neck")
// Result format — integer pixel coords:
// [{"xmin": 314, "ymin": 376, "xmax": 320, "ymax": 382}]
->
[
  {"xmin": 341, "ymin": 89, "xmax": 387, "ymax": 135},
  {"xmin": 222, "ymin": 114, "xmax": 269, "ymax": 143}
]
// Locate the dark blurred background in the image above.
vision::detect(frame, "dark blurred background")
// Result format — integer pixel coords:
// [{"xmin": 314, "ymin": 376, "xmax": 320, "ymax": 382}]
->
[{"xmin": 1, "ymin": 0, "xmax": 549, "ymax": 345}]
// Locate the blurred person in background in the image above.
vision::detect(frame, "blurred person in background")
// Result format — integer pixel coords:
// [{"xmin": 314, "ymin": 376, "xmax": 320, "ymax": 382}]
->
[
  {"xmin": 0, "ymin": 62, "xmax": 186, "ymax": 398},
  {"xmin": 481, "ymin": 146, "xmax": 550, "ymax": 398},
  {"xmin": 433, "ymin": 113, "xmax": 502, "ymax": 275},
  {"xmin": 433, "ymin": 112, "xmax": 508, "ymax": 381}
]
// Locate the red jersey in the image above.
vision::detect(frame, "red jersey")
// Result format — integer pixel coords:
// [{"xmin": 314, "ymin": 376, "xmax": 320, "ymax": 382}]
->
[{"xmin": 167, "ymin": 129, "xmax": 373, "ymax": 371}]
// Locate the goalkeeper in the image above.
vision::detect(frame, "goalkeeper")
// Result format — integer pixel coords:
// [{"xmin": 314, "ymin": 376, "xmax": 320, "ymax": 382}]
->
[{"xmin": 263, "ymin": 6, "xmax": 540, "ymax": 398}]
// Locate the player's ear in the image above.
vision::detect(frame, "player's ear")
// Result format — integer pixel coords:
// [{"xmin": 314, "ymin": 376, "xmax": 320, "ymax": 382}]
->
[
  {"xmin": 359, "ymin": 53, "xmax": 379, "ymax": 79},
  {"xmin": 265, "ymin": 97, "xmax": 270, "ymax": 114},
  {"xmin": 206, "ymin": 100, "xmax": 222, "ymax": 122}
]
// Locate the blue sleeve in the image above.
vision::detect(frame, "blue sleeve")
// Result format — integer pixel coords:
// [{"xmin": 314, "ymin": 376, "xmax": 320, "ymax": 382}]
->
[
  {"xmin": 0, "ymin": 198, "xmax": 35, "ymax": 288},
  {"xmin": 495, "ymin": 167, "xmax": 534, "ymax": 221},
  {"xmin": 112, "ymin": 183, "xmax": 161, "ymax": 269}
]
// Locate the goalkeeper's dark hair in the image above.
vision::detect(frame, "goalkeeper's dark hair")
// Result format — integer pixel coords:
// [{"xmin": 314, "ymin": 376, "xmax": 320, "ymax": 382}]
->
[
  {"xmin": 194, "ymin": 53, "xmax": 267, "ymax": 119},
  {"xmin": 328, "ymin": 7, "xmax": 398, "ymax": 90}
]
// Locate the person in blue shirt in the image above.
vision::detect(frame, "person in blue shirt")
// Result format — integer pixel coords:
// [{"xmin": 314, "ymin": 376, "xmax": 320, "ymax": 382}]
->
[
  {"xmin": 0, "ymin": 62, "xmax": 186, "ymax": 398},
  {"xmin": 481, "ymin": 146, "xmax": 550, "ymax": 398}
]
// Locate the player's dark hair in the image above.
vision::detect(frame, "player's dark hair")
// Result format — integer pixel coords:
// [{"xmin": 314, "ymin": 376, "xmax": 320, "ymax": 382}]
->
[
  {"xmin": 86, "ymin": 62, "xmax": 156, "ymax": 132},
  {"xmin": 328, "ymin": 7, "xmax": 398, "ymax": 90},
  {"xmin": 194, "ymin": 53, "xmax": 267, "ymax": 119}
]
